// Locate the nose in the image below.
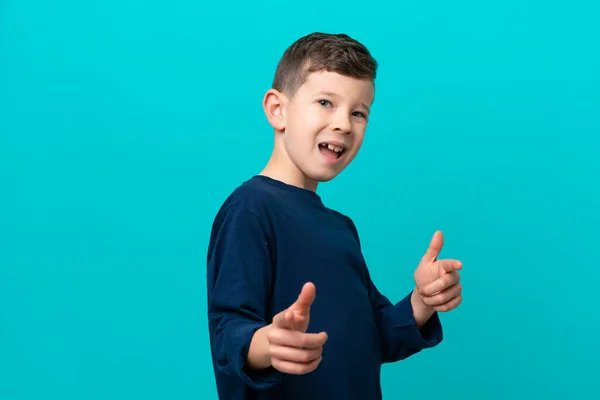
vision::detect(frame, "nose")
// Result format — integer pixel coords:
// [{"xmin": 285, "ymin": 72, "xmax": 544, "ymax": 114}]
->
[{"xmin": 332, "ymin": 111, "xmax": 352, "ymax": 134}]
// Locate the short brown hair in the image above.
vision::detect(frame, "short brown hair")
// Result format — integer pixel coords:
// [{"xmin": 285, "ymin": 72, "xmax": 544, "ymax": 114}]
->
[{"xmin": 272, "ymin": 32, "xmax": 378, "ymax": 97}]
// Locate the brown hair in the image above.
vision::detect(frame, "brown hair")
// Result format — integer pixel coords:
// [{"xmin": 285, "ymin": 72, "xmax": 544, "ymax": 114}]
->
[{"xmin": 272, "ymin": 32, "xmax": 378, "ymax": 97}]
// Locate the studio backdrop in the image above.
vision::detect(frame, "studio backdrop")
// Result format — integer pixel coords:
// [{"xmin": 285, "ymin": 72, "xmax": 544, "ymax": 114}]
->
[{"xmin": 1, "ymin": 1, "xmax": 599, "ymax": 399}]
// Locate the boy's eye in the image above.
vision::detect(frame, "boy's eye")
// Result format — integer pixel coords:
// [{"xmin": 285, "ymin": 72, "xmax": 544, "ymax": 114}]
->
[
  {"xmin": 352, "ymin": 111, "xmax": 369, "ymax": 121},
  {"xmin": 318, "ymin": 100, "xmax": 368, "ymax": 120}
]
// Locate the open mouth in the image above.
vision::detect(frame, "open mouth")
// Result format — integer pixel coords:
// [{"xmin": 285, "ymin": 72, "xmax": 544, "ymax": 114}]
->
[{"xmin": 318, "ymin": 143, "xmax": 346, "ymax": 160}]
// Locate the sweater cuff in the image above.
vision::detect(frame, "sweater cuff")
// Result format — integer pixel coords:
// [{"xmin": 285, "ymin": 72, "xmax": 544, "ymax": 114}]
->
[
  {"xmin": 389, "ymin": 292, "xmax": 444, "ymax": 349},
  {"xmin": 231, "ymin": 322, "xmax": 283, "ymax": 389}
]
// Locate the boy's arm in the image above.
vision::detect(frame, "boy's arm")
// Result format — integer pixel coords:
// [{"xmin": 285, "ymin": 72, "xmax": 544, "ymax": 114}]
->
[
  {"xmin": 207, "ymin": 204, "xmax": 282, "ymax": 389},
  {"xmin": 366, "ymin": 276, "xmax": 443, "ymax": 363},
  {"xmin": 344, "ymin": 216, "xmax": 443, "ymax": 363}
]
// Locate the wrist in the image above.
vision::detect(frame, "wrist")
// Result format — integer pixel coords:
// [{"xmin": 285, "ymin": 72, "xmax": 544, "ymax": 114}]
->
[
  {"xmin": 246, "ymin": 324, "xmax": 272, "ymax": 370},
  {"xmin": 411, "ymin": 288, "xmax": 435, "ymax": 329}
]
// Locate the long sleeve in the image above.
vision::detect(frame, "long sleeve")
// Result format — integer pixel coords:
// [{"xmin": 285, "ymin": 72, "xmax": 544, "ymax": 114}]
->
[
  {"xmin": 366, "ymin": 276, "xmax": 443, "ymax": 363},
  {"xmin": 206, "ymin": 203, "xmax": 282, "ymax": 389},
  {"xmin": 343, "ymin": 215, "xmax": 443, "ymax": 363}
]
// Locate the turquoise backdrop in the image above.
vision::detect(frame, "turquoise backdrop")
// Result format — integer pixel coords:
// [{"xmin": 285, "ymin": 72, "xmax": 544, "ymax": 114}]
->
[{"xmin": 1, "ymin": 1, "xmax": 599, "ymax": 399}]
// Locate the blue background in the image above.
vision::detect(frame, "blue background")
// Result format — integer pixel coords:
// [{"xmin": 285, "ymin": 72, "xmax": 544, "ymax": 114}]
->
[{"xmin": 1, "ymin": 1, "xmax": 599, "ymax": 399}]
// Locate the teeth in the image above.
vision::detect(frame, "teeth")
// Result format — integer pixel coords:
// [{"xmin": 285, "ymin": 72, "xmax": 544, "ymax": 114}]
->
[{"xmin": 327, "ymin": 144, "xmax": 344, "ymax": 153}]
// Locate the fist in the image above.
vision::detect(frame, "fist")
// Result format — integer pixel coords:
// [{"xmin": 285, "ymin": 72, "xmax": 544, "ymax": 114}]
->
[
  {"xmin": 267, "ymin": 282, "xmax": 328, "ymax": 375},
  {"xmin": 414, "ymin": 231, "xmax": 463, "ymax": 312}
]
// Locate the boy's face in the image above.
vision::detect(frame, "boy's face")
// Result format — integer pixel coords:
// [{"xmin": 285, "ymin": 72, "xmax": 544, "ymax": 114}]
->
[{"xmin": 266, "ymin": 70, "xmax": 374, "ymax": 190}]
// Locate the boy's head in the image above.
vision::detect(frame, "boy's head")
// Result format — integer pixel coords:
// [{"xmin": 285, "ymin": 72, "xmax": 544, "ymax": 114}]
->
[{"xmin": 262, "ymin": 32, "xmax": 378, "ymax": 191}]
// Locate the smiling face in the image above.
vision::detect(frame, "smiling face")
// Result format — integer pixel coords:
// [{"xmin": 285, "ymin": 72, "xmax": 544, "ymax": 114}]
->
[{"xmin": 262, "ymin": 70, "xmax": 375, "ymax": 191}]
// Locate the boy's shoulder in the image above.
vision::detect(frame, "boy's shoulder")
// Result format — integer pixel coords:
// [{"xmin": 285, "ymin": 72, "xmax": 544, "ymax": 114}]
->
[{"xmin": 214, "ymin": 175, "xmax": 273, "ymax": 217}]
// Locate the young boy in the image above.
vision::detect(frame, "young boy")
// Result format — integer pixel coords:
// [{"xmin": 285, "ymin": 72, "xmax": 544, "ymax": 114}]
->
[{"xmin": 206, "ymin": 32, "xmax": 463, "ymax": 400}]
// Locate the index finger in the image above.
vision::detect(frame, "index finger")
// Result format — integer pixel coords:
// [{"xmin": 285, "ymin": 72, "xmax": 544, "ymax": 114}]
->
[
  {"xmin": 438, "ymin": 259, "xmax": 463, "ymax": 274},
  {"xmin": 268, "ymin": 329, "xmax": 328, "ymax": 349}
]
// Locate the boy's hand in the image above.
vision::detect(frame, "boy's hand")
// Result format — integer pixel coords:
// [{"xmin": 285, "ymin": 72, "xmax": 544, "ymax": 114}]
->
[
  {"xmin": 413, "ymin": 231, "xmax": 463, "ymax": 312},
  {"xmin": 267, "ymin": 282, "xmax": 328, "ymax": 375}
]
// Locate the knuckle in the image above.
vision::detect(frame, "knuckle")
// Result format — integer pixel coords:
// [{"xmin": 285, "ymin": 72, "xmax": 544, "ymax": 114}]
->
[
  {"xmin": 301, "ymin": 351, "xmax": 312, "ymax": 363},
  {"xmin": 267, "ymin": 329, "xmax": 278, "ymax": 342},
  {"xmin": 430, "ymin": 294, "xmax": 443, "ymax": 305},
  {"xmin": 299, "ymin": 335, "xmax": 309, "ymax": 348},
  {"xmin": 268, "ymin": 344, "xmax": 279, "ymax": 357}
]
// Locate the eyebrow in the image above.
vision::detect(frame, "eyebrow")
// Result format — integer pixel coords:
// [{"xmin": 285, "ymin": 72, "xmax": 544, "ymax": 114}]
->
[{"xmin": 316, "ymin": 91, "xmax": 371, "ymax": 112}]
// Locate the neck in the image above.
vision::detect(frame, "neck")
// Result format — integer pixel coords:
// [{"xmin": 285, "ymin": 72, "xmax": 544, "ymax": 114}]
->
[{"xmin": 259, "ymin": 136, "xmax": 318, "ymax": 192}]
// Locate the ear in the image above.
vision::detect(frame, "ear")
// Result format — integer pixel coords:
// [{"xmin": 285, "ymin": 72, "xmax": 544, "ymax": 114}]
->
[{"xmin": 263, "ymin": 89, "xmax": 286, "ymax": 131}]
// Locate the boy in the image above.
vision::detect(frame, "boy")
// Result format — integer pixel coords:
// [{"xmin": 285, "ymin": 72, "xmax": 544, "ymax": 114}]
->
[{"xmin": 206, "ymin": 32, "xmax": 463, "ymax": 400}]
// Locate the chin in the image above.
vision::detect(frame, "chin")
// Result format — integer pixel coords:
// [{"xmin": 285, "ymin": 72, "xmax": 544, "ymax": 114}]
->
[{"xmin": 307, "ymin": 168, "xmax": 342, "ymax": 183}]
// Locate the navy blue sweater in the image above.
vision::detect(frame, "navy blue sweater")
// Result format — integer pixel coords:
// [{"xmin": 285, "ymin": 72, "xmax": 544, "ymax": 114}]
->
[{"xmin": 206, "ymin": 175, "xmax": 443, "ymax": 400}]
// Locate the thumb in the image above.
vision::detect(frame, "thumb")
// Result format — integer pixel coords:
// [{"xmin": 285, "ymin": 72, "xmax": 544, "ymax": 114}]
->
[
  {"xmin": 422, "ymin": 231, "xmax": 444, "ymax": 261},
  {"xmin": 289, "ymin": 282, "xmax": 316, "ymax": 316}
]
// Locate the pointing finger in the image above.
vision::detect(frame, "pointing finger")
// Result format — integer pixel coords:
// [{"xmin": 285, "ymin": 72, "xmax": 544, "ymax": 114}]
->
[
  {"xmin": 268, "ymin": 329, "xmax": 328, "ymax": 349},
  {"xmin": 438, "ymin": 259, "xmax": 462, "ymax": 274}
]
